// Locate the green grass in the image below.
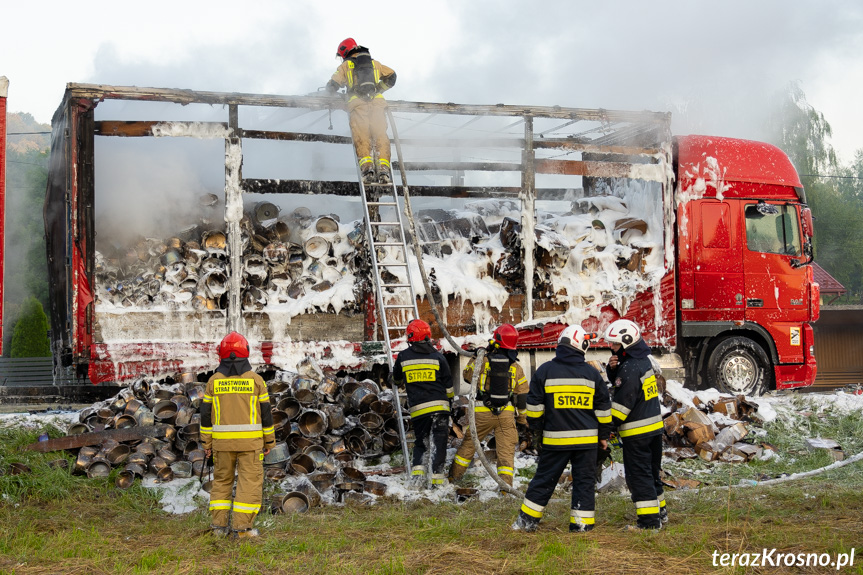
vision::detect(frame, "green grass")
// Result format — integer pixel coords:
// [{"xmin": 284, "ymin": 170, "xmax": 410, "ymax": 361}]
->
[{"xmin": 1, "ymin": 408, "xmax": 862, "ymax": 574}]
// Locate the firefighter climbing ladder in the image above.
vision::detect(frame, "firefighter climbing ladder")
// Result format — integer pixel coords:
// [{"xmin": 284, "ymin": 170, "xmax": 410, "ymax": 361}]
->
[{"xmin": 354, "ymin": 136, "xmax": 419, "ymax": 475}]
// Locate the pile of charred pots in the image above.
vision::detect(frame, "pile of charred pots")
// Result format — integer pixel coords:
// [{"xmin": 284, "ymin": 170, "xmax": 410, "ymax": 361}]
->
[{"xmin": 62, "ymin": 358, "xmax": 413, "ymax": 509}]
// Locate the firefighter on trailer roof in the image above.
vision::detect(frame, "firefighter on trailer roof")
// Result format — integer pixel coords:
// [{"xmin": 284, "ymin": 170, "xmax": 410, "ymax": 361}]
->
[
  {"xmin": 449, "ymin": 324, "xmax": 528, "ymax": 489},
  {"xmin": 200, "ymin": 332, "xmax": 276, "ymax": 539},
  {"xmin": 393, "ymin": 319, "xmax": 453, "ymax": 488},
  {"xmin": 326, "ymin": 38, "xmax": 397, "ymax": 186},
  {"xmin": 603, "ymin": 319, "xmax": 666, "ymax": 530},
  {"xmin": 512, "ymin": 325, "xmax": 611, "ymax": 533}
]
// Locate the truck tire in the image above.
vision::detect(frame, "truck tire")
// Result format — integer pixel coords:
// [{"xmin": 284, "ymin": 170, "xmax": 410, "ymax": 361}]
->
[{"xmin": 706, "ymin": 336, "xmax": 771, "ymax": 396}]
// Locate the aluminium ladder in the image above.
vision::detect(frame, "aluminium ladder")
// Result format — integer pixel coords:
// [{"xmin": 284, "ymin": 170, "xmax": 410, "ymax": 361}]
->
[{"xmin": 354, "ymin": 145, "xmax": 420, "ymax": 475}]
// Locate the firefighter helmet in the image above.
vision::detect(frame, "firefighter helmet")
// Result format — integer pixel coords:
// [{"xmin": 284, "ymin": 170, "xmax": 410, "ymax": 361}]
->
[
  {"xmin": 218, "ymin": 331, "xmax": 250, "ymax": 359},
  {"xmin": 603, "ymin": 319, "xmax": 641, "ymax": 349},
  {"xmin": 558, "ymin": 325, "xmax": 594, "ymax": 353},
  {"xmin": 336, "ymin": 38, "xmax": 358, "ymax": 59},
  {"xmin": 406, "ymin": 319, "xmax": 432, "ymax": 343},
  {"xmin": 492, "ymin": 324, "xmax": 519, "ymax": 350}
]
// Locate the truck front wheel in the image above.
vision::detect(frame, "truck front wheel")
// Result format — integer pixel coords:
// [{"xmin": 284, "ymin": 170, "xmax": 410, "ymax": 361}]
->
[{"xmin": 706, "ymin": 336, "xmax": 771, "ymax": 396}]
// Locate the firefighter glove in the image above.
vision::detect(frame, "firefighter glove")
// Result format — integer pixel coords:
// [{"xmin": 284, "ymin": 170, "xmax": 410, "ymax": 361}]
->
[{"xmin": 325, "ymin": 80, "xmax": 339, "ymax": 94}]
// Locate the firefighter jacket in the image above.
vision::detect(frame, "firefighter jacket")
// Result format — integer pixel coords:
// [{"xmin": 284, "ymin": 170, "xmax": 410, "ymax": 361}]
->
[
  {"xmin": 329, "ymin": 48, "xmax": 396, "ymax": 103},
  {"xmin": 393, "ymin": 342, "xmax": 453, "ymax": 421},
  {"xmin": 524, "ymin": 345, "xmax": 612, "ymax": 450},
  {"xmin": 609, "ymin": 339, "xmax": 662, "ymax": 440},
  {"xmin": 463, "ymin": 349, "xmax": 529, "ymax": 417},
  {"xmin": 200, "ymin": 368, "xmax": 276, "ymax": 452}
]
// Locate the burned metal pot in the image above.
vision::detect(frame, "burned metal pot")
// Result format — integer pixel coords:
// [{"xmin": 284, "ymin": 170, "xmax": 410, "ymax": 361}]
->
[
  {"xmin": 105, "ymin": 444, "xmax": 131, "ymax": 465},
  {"xmin": 359, "ymin": 412, "xmax": 384, "ymax": 434},
  {"xmin": 302, "ymin": 445, "xmax": 328, "ymax": 469},
  {"xmin": 321, "ymin": 405, "xmax": 346, "ymax": 431},
  {"xmin": 86, "ymin": 458, "xmax": 111, "ymax": 479},
  {"xmin": 298, "ymin": 409, "xmax": 328, "ymax": 438},
  {"xmin": 289, "ymin": 453, "xmax": 316, "ymax": 475},
  {"xmin": 170, "ymin": 461, "xmax": 193, "ymax": 479},
  {"xmin": 303, "ymin": 236, "xmax": 330, "ymax": 260},
  {"xmin": 272, "ymin": 491, "xmax": 309, "ymax": 514},
  {"xmin": 264, "ymin": 442, "xmax": 290, "ymax": 465},
  {"xmin": 341, "ymin": 466, "xmax": 367, "ymax": 483},
  {"xmin": 115, "ymin": 470, "xmax": 135, "ymax": 489},
  {"xmin": 294, "ymin": 389, "xmax": 317, "ymax": 407},
  {"xmin": 153, "ymin": 400, "xmax": 178, "ymax": 424},
  {"xmin": 314, "ymin": 215, "xmax": 340, "ymax": 233},
  {"xmin": 114, "ymin": 414, "xmax": 137, "ymax": 430},
  {"xmin": 334, "ymin": 482, "xmax": 365, "ymax": 502},
  {"xmin": 277, "ymin": 397, "xmax": 301, "ymax": 419},
  {"xmin": 350, "ymin": 387, "xmax": 378, "ymax": 413},
  {"xmin": 364, "ymin": 481, "xmax": 387, "ymax": 497},
  {"xmin": 295, "ymin": 483, "xmax": 322, "ymax": 508},
  {"xmin": 156, "ymin": 466, "xmax": 174, "ymax": 483},
  {"xmin": 67, "ymin": 423, "xmax": 90, "ymax": 435},
  {"xmin": 309, "ymin": 472, "xmax": 335, "ymax": 493},
  {"xmin": 124, "ymin": 462, "xmax": 146, "ymax": 478}
]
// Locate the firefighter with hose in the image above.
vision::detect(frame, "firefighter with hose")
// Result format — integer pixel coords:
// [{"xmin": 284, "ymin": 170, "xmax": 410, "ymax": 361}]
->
[
  {"xmin": 200, "ymin": 332, "xmax": 276, "ymax": 538},
  {"xmin": 393, "ymin": 319, "xmax": 454, "ymax": 488},
  {"xmin": 449, "ymin": 324, "xmax": 529, "ymax": 489}
]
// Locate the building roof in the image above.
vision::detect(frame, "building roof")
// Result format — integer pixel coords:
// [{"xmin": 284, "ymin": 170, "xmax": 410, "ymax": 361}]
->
[{"xmin": 812, "ymin": 262, "xmax": 846, "ymax": 295}]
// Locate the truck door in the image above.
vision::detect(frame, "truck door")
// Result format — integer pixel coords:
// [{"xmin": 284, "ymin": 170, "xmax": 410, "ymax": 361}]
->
[
  {"xmin": 689, "ymin": 200, "xmax": 744, "ymax": 321},
  {"xmin": 742, "ymin": 201, "xmax": 808, "ymax": 361}
]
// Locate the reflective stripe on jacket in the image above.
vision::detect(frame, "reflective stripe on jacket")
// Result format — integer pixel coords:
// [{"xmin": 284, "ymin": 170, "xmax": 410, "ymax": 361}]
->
[
  {"xmin": 200, "ymin": 370, "xmax": 276, "ymax": 452},
  {"xmin": 525, "ymin": 345, "xmax": 612, "ymax": 450},
  {"xmin": 610, "ymin": 341, "xmax": 662, "ymax": 440},
  {"xmin": 393, "ymin": 344, "xmax": 453, "ymax": 421}
]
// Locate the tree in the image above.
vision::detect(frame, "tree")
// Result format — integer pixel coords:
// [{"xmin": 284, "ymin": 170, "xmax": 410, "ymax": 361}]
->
[
  {"xmin": 10, "ymin": 296, "xmax": 51, "ymax": 357},
  {"xmin": 764, "ymin": 82, "xmax": 863, "ymax": 303}
]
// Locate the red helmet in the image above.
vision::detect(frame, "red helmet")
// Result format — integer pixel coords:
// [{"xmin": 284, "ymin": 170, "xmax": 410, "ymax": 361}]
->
[
  {"xmin": 492, "ymin": 324, "xmax": 519, "ymax": 350},
  {"xmin": 218, "ymin": 331, "xmax": 250, "ymax": 359},
  {"xmin": 336, "ymin": 38, "xmax": 358, "ymax": 59},
  {"xmin": 406, "ymin": 319, "xmax": 431, "ymax": 343}
]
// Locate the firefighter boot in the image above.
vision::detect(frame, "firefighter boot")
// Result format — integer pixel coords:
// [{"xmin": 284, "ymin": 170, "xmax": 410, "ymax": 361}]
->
[
  {"xmin": 233, "ymin": 528, "xmax": 260, "ymax": 539},
  {"xmin": 498, "ymin": 472, "xmax": 513, "ymax": 495},
  {"xmin": 511, "ymin": 511, "xmax": 540, "ymax": 532},
  {"xmin": 659, "ymin": 506, "xmax": 668, "ymax": 524},
  {"xmin": 210, "ymin": 525, "xmax": 230, "ymax": 537},
  {"xmin": 361, "ymin": 163, "xmax": 376, "ymax": 185},
  {"xmin": 377, "ymin": 159, "xmax": 392, "ymax": 185},
  {"xmin": 448, "ymin": 461, "xmax": 468, "ymax": 483}
]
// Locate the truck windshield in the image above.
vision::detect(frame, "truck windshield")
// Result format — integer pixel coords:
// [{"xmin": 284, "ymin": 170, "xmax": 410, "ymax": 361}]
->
[{"xmin": 745, "ymin": 204, "xmax": 801, "ymax": 256}]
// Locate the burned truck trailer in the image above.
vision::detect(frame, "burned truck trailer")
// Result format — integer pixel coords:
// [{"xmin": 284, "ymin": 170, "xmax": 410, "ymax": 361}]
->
[{"xmin": 43, "ymin": 83, "xmax": 818, "ymax": 394}]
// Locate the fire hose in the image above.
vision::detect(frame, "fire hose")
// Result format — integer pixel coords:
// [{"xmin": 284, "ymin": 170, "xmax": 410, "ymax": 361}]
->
[{"xmin": 387, "ymin": 109, "xmax": 523, "ymax": 496}]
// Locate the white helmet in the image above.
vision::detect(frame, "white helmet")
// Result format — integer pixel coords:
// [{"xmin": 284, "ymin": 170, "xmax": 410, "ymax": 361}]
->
[
  {"xmin": 558, "ymin": 325, "xmax": 594, "ymax": 353},
  {"xmin": 603, "ymin": 319, "xmax": 641, "ymax": 349}
]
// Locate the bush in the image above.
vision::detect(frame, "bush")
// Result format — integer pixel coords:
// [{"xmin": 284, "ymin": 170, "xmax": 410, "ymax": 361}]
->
[{"xmin": 10, "ymin": 296, "xmax": 51, "ymax": 357}]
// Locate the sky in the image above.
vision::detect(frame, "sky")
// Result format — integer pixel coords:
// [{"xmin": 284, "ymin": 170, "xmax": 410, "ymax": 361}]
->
[{"xmin": 2, "ymin": 0, "xmax": 863, "ymax": 166}]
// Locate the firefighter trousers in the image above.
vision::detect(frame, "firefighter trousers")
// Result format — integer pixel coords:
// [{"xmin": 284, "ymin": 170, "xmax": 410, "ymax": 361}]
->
[
  {"xmin": 621, "ymin": 434, "xmax": 663, "ymax": 528},
  {"xmin": 348, "ymin": 97, "xmax": 390, "ymax": 166},
  {"xmin": 451, "ymin": 410, "xmax": 518, "ymax": 484},
  {"xmin": 411, "ymin": 413, "xmax": 449, "ymax": 481},
  {"xmin": 520, "ymin": 448, "xmax": 597, "ymax": 528},
  {"xmin": 209, "ymin": 449, "xmax": 264, "ymax": 531}
]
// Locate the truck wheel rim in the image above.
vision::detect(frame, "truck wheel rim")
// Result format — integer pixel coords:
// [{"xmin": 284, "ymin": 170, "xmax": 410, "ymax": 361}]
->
[{"xmin": 723, "ymin": 355, "xmax": 756, "ymax": 392}]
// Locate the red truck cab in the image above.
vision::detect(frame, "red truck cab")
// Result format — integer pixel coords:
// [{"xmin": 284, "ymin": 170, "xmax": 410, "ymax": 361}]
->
[{"xmin": 674, "ymin": 135, "xmax": 817, "ymax": 393}]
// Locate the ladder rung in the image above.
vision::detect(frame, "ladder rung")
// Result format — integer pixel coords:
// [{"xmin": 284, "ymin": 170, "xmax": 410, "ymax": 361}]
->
[
  {"xmin": 382, "ymin": 283, "xmax": 412, "ymax": 288},
  {"xmin": 379, "ymin": 263, "xmax": 407, "ymax": 267},
  {"xmin": 388, "ymin": 325, "xmax": 409, "ymax": 330},
  {"xmin": 374, "ymin": 242, "xmax": 406, "ymax": 247},
  {"xmin": 367, "ymin": 201, "xmax": 398, "ymax": 206},
  {"xmin": 370, "ymin": 221, "xmax": 401, "ymax": 226},
  {"xmin": 384, "ymin": 304, "xmax": 415, "ymax": 309},
  {"xmin": 367, "ymin": 182, "xmax": 392, "ymax": 186}
]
